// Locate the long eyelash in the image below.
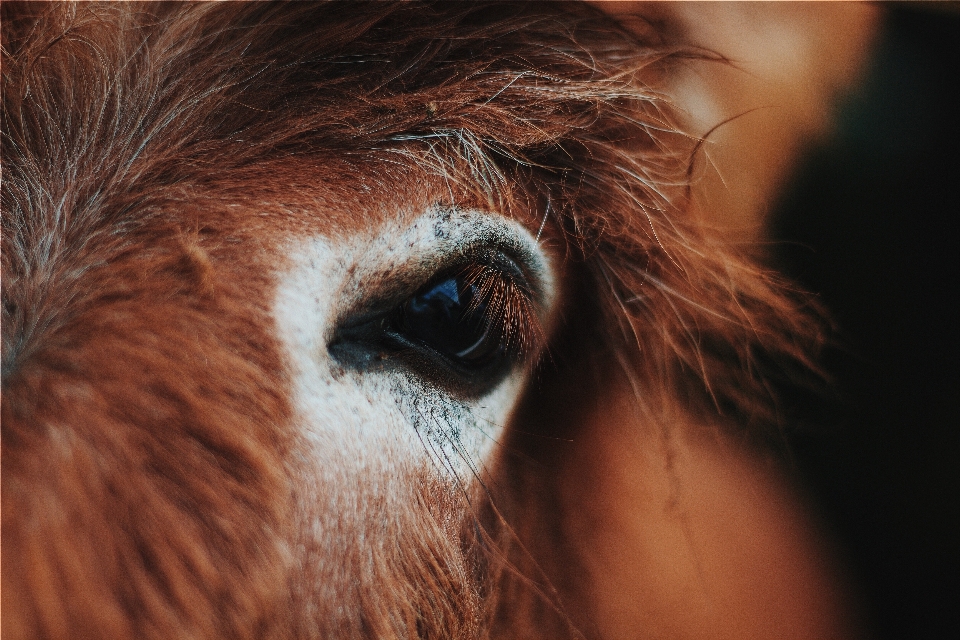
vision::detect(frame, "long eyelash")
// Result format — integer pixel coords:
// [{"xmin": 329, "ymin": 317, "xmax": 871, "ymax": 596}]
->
[{"xmin": 459, "ymin": 263, "xmax": 544, "ymax": 361}]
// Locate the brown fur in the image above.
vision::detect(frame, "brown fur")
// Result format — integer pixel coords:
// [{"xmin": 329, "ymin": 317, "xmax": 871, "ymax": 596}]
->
[{"xmin": 2, "ymin": 2, "xmax": 828, "ymax": 638}]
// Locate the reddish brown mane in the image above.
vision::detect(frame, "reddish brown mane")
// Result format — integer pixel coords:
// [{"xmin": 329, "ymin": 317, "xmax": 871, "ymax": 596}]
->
[{"xmin": 3, "ymin": 3, "xmax": 826, "ymax": 638}]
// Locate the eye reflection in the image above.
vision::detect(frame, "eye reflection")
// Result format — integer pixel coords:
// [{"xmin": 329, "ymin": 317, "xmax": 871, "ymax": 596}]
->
[{"xmin": 398, "ymin": 273, "xmax": 502, "ymax": 365}]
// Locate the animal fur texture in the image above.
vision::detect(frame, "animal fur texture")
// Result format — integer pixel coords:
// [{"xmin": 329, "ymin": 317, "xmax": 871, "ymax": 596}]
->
[{"xmin": 2, "ymin": 2, "xmax": 838, "ymax": 639}]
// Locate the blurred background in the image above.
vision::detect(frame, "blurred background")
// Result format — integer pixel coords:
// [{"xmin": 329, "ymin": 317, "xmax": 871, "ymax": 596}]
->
[{"xmin": 770, "ymin": 5, "xmax": 960, "ymax": 640}]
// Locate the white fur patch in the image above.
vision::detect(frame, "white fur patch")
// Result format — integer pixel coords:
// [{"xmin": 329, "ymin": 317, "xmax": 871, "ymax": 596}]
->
[{"xmin": 273, "ymin": 205, "xmax": 554, "ymax": 515}]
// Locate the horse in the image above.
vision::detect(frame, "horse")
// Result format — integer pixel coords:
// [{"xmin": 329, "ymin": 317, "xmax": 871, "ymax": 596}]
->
[{"xmin": 2, "ymin": 2, "xmax": 874, "ymax": 638}]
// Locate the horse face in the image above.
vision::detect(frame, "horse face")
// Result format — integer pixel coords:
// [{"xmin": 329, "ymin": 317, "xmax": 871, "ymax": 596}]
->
[
  {"xmin": 3, "ymin": 3, "xmax": 573, "ymax": 632},
  {"xmin": 2, "ymin": 2, "xmax": 871, "ymax": 639}
]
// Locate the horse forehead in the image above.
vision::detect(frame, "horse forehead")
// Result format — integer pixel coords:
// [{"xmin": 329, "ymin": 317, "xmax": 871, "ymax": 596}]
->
[{"xmin": 236, "ymin": 164, "xmax": 471, "ymax": 242}]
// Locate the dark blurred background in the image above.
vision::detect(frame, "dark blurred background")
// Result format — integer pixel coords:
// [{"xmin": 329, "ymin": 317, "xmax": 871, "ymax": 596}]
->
[{"xmin": 771, "ymin": 5, "xmax": 960, "ymax": 640}]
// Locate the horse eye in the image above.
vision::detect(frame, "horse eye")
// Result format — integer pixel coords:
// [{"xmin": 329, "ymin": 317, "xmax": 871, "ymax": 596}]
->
[
  {"xmin": 329, "ymin": 255, "xmax": 539, "ymax": 395},
  {"xmin": 396, "ymin": 274, "xmax": 504, "ymax": 367}
]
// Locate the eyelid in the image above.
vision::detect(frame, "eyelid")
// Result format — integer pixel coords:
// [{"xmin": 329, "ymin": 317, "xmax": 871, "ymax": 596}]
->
[
  {"xmin": 416, "ymin": 243, "xmax": 545, "ymax": 311},
  {"xmin": 335, "ymin": 242, "xmax": 547, "ymax": 333},
  {"xmin": 481, "ymin": 256, "xmax": 547, "ymax": 346}
]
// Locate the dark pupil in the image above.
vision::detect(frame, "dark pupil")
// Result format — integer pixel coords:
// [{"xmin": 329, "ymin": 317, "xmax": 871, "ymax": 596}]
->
[{"xmin": 401, "ymin": 276, "xmax": 497, "ymax": 363}]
